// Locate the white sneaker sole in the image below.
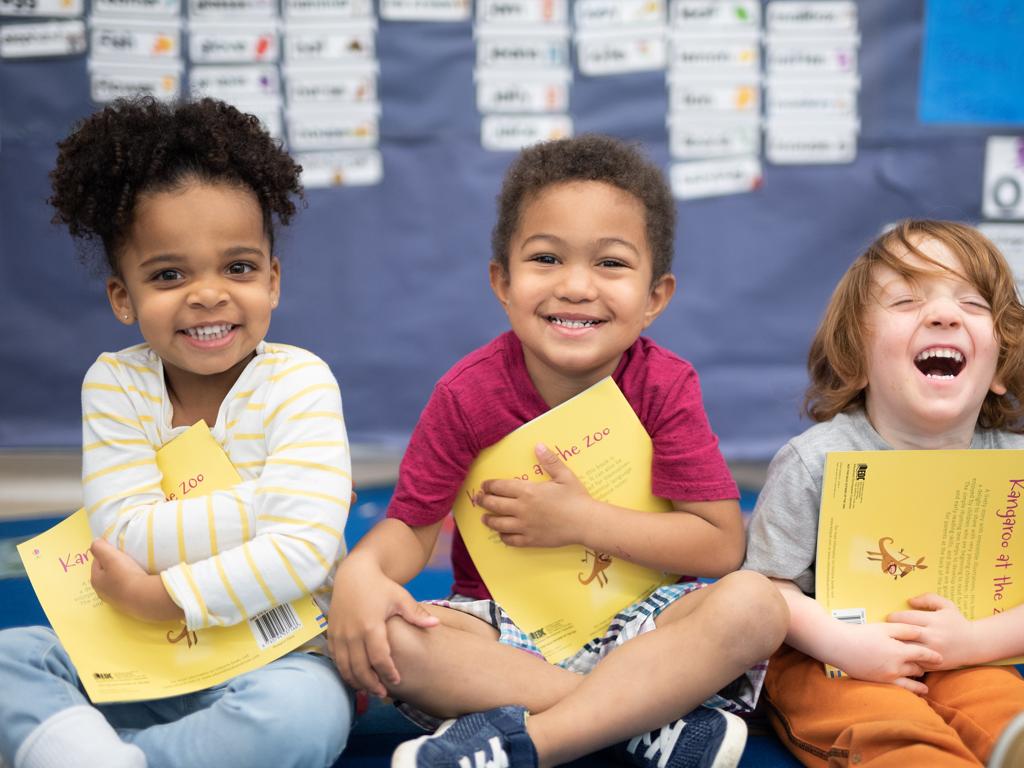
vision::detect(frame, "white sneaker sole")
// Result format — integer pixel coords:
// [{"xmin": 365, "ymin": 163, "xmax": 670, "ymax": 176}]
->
[
  {"xmin": 710, "ymin": 710, "xmax": 748, "ymax": 768},
  {"xmin": 391, "ymin": 718, "xmax": 457, "ymax": 768}
]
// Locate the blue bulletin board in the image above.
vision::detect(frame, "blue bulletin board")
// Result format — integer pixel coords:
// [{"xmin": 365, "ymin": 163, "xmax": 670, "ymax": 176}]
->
[{"xmin": 1, "ymin": 0, "xmax": 1021, "ymax": 461}]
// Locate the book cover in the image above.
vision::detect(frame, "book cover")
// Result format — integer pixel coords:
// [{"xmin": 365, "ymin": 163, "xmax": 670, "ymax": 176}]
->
[
  {"xmin": 452, "ymin": 377, "xmax": 676, "ymax": 664},
  {"xmin": 816, "ymin": 449, "xmax": 1024, "ymax": 677},
  {"xmin": 18, "ymin": 421, "xmax": 326, "ymax": 703}
]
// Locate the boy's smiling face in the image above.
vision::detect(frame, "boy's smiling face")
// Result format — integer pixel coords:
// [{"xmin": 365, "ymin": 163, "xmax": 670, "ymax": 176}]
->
[
  {"xmin": 106, "ymin": 180, "xmax": 279, "ymax": 405},
  {"xmin": 491, "ymin": 180, "xmax": 674, "ymax": 406},
  {"xmin": 863, "ymin": 235, "xmax": 1005, "ymax": 447}
]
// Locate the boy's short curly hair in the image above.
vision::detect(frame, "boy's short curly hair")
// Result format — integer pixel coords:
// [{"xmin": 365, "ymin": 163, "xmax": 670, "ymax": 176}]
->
[
  {"xmin": 491, "ymin": 135, "xmax": 675, "ymax": 283},
  {"xmin": 49, "ymin": 96, "xmax": 303, "ymax": 274},
  {"xmin": 806, "ymin": 219, "xmax": 1024, "ymax": 431}
]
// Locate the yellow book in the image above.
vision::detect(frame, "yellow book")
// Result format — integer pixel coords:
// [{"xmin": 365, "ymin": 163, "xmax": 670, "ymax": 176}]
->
[
  {"xmin": 816, "ymin": 449, "xmax": 1024, "ymax": 678},
  {"xmin": 453, "ymin": 377, "xmax": 676, "ymax": 664},
  {"xmin": 17, "ymin": 421, "xmax": 326, "ymax": 703}
]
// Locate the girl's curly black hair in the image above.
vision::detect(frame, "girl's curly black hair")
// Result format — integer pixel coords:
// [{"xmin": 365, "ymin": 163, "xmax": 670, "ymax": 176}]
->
[{"xmin": 49, "ymin": 96, "xmax": 303, "ymax": 274}]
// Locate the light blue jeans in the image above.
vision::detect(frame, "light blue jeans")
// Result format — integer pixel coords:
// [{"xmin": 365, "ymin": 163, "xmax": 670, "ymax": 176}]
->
[{"xmin": 0, "ymin": 626, "xmax": 354, "ymax": 768}]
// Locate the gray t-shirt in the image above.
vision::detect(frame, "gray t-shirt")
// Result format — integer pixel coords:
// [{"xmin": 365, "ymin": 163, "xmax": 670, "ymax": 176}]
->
[{"xmin": 743, "ymin": 409, "xmax": 1024, "ymax": 595}]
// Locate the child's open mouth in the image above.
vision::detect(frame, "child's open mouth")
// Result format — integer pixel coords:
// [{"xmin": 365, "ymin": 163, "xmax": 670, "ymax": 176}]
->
[
  {"xmin": 547, "ymin": 316, "xmax": 603, "ymax": 329},
  {"xmin": 181, "ymin": 323, "xmax": 237, "ymax": 342},
  {"xmin": 914, "ymin": 347, "xmax": 965, "ymax": 379}
]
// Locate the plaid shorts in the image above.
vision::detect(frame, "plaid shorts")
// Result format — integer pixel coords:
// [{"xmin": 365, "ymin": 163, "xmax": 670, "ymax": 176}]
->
[{"xmin": 397, "ymin": 582, "xmax": 768, "ymax": 730}]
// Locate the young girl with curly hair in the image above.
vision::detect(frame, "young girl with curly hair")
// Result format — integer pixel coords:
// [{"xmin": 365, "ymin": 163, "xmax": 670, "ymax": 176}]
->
[{"xmin": 0, "ymin": 97, "xmax": 353, "ymax": 768}]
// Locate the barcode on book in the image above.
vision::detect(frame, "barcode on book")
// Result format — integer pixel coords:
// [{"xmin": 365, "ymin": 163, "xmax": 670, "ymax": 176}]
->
[
  {"xmin": 831, "ymin": 608, "xmax": 866, "ymax": 625},
  {"xmin": 248, "ymin": 603, "xmax": 301, "ymax": 650}
]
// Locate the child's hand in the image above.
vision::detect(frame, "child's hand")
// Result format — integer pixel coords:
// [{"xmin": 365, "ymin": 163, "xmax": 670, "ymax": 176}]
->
[
  {"xmin": 477, "ymin": 443, "xmax": 589, "ymax": 548},
  {"xmin": 833, "ymin": 621, "xmax": 943, "ymax": 695},
  {"xmin": 328, "ymin": 555, "xmax": 438, "ymax": 698},
  {"xmin": 887, "ymin": 592, "xmax": 979, "ymax": 670},
  {"xmin": 90, "ymin": 538, "xmax": 182, "ymax": 622}
]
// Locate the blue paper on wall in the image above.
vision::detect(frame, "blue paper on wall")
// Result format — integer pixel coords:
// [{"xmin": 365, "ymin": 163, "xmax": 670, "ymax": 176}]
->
[{"xmin": 919, "ymin": 0, "xmax": 1024, "ymax": 125}]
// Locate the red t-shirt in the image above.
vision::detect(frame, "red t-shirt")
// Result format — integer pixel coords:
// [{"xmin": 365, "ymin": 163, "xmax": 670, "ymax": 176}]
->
[{"xmin": 387, "ymin": 332, "xmax": 738, "ymax": 598}]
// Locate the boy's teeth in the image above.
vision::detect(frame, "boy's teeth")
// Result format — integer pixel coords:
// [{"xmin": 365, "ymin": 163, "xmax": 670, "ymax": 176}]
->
[
  {"xmin": 550, "ymin": 317, "xmax": 598, "ymax": 328},
  {"xmin": 914, "ymin": 348, "xmax": 964, "ymax": 363},
  {"xmin": 185, "ymin": 324, "xmax": 233, "ymax": 340}
]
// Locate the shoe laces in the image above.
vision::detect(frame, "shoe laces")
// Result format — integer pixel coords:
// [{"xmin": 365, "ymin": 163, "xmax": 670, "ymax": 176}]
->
[
  {"xmin": 625, "ymin": 720, "xmax": 685, "ymax": 768},
  {"xmin": 456, "ymin": 736, "xmax": 510, "ymax": 768}
]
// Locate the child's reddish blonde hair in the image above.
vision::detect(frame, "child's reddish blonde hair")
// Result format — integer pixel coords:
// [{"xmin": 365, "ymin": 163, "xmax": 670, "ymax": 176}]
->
[{"xmin": 805, "ymin": 219, "xmax": 1024, "ymax": 431}]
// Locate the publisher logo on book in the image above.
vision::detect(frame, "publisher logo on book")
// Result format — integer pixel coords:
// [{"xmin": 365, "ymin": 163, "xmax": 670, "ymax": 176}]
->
[{"xmin": 855, "ymin": 463, "xmax": 868, "ymax": 481}]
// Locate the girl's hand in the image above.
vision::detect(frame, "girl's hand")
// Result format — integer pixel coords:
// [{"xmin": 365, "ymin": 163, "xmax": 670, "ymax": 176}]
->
[
  {"xmin": 477, "ymin": 443, "xmax": 589, "ymax": 548},
  {"xmin": 90, "ymin": 538, "xmax": 182, "ymax": 622},
  {"xmin": 327, "ymin": 555, "xmax": 438, "ymax": 698},
  {"xmin": 833, "ymin": 621, "xmax": 943, "ymax": 695},
  {"xmin": 887, "ymin": 592, "xmax": 979, "ymax": 670}
]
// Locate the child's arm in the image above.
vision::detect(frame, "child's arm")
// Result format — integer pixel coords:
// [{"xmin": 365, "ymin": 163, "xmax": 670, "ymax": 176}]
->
[
  {"xmin": 774, "ymin": 578, "xmax": 942, "ymax": 694},
  {"xmin": 83, "ymin": 354, "xmax": 349, "ymax": 629},
  {"xmin": 89, "ymin": 538, "xmax": 183, "ymax": 622},
  {"xmin": 888, "ymin": 592, "xmax": 1024, "ymax": 668},
  {"xmin": 476, "ymin": 443, "xmax": 744, "ymax": 576},
  {"xmin": 327, "ymin": 518, "xmax": 441, "ymax": 697}
]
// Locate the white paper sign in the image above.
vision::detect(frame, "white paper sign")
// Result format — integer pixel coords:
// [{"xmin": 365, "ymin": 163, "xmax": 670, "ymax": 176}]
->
[
  {"xmin": 481, "ymin": 114, "xmax": 572, "ymax": 151},
  {"xmin": 189, "ymin": 64, "xmax": 280, "ymax": 99},
  {"xmin": 765, "ymin": 80, "xmax": 858, "ymax": 120},
  {"xmin": 978, "ymin": 223, "xmax": 1024, "ymax": 294},
  {"xmin": 0, "ymin": 0, "xmax": 82, "ymax": 18},
  {"xmin": 766, "ymin": 1, "xmax": 857, "ymax": 35},
  {"xmin": 475, "ymin": 69, "xmax": 570, "ymax": 113},
  {"xmin": 765, "ymin": 124, "xmax": 858, "ymax": 164},
  {"xmin": 669, "ymin": 36, "xmax": 759, "ymax": 75},
  {"xmin": 283, "ymin": 0, "xmax": 369, "ymax": 19},
  {"xmin": 189, "ymin": 0, "xmax": 273, "ymax": 17},
  {"xmin": 284, "ymin": 23, "xmax": 375, "ymax": 64},
  {"xmin": 668, "ymin": 118, "xmax": 760, "ymax": 160},
  {"xmin": 574, "ymin": 0, "xmax": 664, "ymax": 28},
  {"xmin": 89, "ymin": 19, "xmax": 180, "ymax": 60},
  {"xmin": 284, "ymin": 65, "xmax": 377, "ymax": 106},
  {"xmin": 765, "ymin": 38, "xmax": 858, "ymax": 78},
  {"xmin": 983, "ymin": 136, "xmax": 1024, "ymax": 221},
  {"xmin": 92, "ymin": 0, "xmax": 179, "ymax": 17},
  {"xmin": 670, "ymin": 1, "xmax": 759, "ymax": 32},
  {"xmin": 380, "ymin": 0, "xmax": 469, "ymax": 20},
  {"xmin": 667, "ymin": 79, "xmax": 758, "ymax": 115},
  {"xmin": 476, "ymin": 28, "xmax": 569, "ymax": 69},
  {"xmin": 576, "ymin": 28, "xmax": 667, "ymax": 75},
  {"xmin": 0, "ymin": 19, "xmax": 84, "ymax": 56},
  {"xmin": 233, "ymin": 99, "xmax": 282, "ymax": 138},
  {"xmin": 476, "ymin": 0, "xmax": 567, "ymax": 25},
  {"xmin": 287, "ymin": 108, "xmax": 378, "ymax": 150},
  {"xmin": 189, "ymin": 24, "xmax": 278, "ymax": 63},
  {"xmin": 298, "ymin": 149, "xmax": 382, "ymax": 187},
  {"xmin": 89, "ymin": 61, "xmax": 182, "ymax": 101},
  {"xmin": 671, "ymin": 156, "xmax": 762, "ymax": 199}
]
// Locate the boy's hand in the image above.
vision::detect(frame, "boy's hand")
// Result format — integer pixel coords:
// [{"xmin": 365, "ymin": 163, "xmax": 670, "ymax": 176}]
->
[
  {"xmin": 477, "ymin": 443, "xmax": 589, "ymax": 548},
  {"xmin": 887, "ymin": 592, "xmax": 979, "ymax": 670},
  {"xmin": 833, "ymin": 621, "xmax": 942, "ymax": 695},
  {"xmin": 328, "ymin": 555, "xmax": 438, "ymax": 698},
  {"xmin": 90, "ymin": 538, "xmax": 183, "ymax": 622}
]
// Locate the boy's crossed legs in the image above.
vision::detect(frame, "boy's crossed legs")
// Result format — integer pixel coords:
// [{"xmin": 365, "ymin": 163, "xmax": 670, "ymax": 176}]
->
[{"xmin": 384, "ymin": 570, "xmax": 787, "ymax": 767}]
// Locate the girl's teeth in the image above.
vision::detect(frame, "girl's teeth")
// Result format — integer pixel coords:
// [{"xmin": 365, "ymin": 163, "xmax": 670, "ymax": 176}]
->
[
  {"xmin": 550, "ymin": 317, "xmax": 597, "ymax": 328},
  {"xmin": 185, "ymin": 324, "xmax": 232, "ymax": 340}
]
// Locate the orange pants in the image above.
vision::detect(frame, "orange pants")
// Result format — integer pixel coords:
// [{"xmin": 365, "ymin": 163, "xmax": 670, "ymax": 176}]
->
[{"xmin": 763, "ymin": 644, "xmax": 1024, "ymax": 767}]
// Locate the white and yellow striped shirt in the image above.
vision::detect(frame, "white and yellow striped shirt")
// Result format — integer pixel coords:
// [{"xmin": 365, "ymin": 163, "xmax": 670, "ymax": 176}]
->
[{"xmin": 81, "ymin": 341, "xmax": 350, "ymax": 634}]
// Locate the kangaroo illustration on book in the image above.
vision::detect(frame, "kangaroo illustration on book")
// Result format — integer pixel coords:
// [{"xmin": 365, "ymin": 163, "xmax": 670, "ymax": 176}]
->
[
  {"xmin": 866, "ymin": 537, "xmax": 928, "ymax": 579},
  {"xmin": 166, "ymin": 625, "xmax": 199, "ymax": 648},
  {"xmin": 578, "ymin": 549, "xmax": 612, "ymax": 587}
]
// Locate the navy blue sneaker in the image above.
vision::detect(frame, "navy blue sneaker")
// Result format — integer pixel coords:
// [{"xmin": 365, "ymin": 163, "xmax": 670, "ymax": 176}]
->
[
  {"xmin": 618, "ymin": 706, "xmax": 747, "ymax": 768},
  {"xmin": 391, "ymin": 705, "xmax": 538, "ymax": 768}
]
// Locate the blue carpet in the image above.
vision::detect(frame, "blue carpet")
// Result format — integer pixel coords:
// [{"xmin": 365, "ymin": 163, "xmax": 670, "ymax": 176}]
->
[{"xmin": 0, "ymin": 486, "xmax": 798, "ymax": 766}]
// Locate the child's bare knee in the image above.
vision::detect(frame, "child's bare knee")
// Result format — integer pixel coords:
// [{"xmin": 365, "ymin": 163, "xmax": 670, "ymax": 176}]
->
[
  {"xmin": 712, "ymin": 570, "xmax": 789, "ymax": 658},
  {"xmin": 385, "ymin": 614, "xmax": 431, "ymax": 668}
]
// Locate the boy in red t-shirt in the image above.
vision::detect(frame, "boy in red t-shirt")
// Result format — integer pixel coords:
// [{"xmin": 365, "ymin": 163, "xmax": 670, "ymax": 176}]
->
[{"xmin": 329, "ymin": 135, "xmax": 787, "ymax": 768}]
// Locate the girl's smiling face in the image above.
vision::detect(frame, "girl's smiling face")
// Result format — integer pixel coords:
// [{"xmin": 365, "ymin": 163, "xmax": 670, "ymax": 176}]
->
[
  {"xmin": 863, "ymin": 235, "xmax": 1005, "ymax": 447},
  {"xmin": 106, "ymin": 180, "xmax": 279, "ymax": 402}
]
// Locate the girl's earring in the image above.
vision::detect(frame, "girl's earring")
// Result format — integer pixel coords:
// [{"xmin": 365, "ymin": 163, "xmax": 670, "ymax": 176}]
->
[{"xmin": 123, "ymin": 314, "xmax": 130, "ymax": 322}]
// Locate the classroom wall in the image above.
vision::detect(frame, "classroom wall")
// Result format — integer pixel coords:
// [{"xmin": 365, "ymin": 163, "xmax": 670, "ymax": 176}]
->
[{"xmin": 0, "ymin": 0, "xmax": 1016, "ymax": 459}]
